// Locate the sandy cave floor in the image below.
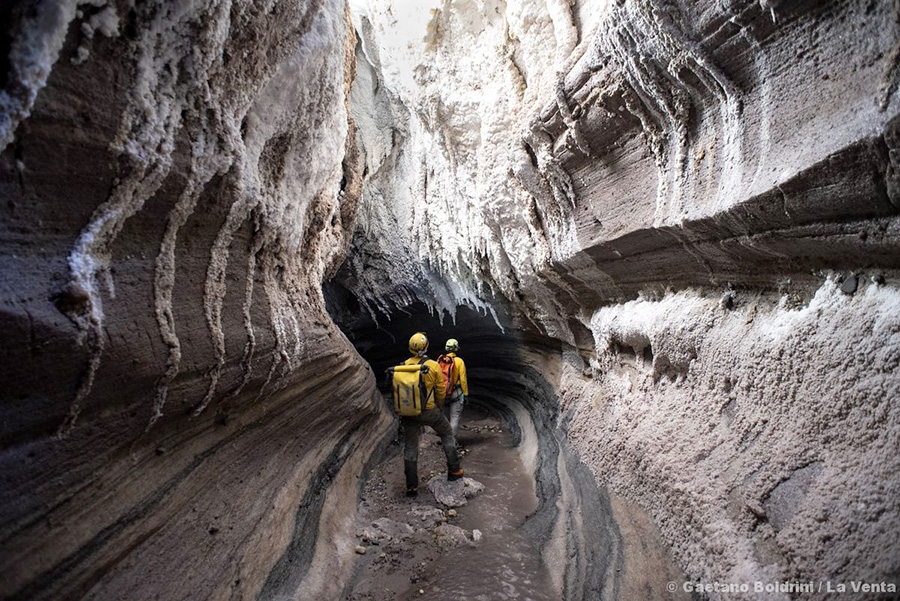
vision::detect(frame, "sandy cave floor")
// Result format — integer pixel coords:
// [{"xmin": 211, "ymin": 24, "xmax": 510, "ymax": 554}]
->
[{"xmin": 345, "ymin": 405, "xmax": 559, "ymax": 601}]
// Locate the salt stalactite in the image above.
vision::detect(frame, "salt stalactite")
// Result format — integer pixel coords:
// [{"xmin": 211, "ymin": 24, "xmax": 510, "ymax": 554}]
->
[
  {"xmin": 150, "ymin": 125, "xmax": 229, "ymax": 430},
  {"xmin": 58, "ymin": 0, "xmax": 239, "ymax": 435},
  {"xmin": 519, "ymin": 131, "xmax": 580, "ymax": 263},
  {"xmin": 61, "ymin": 135, "xmax": 177, "ymax": 437},
  {"xmin": 592, "ymin": 0, "xmax": 743, "ymax": 221},
  {"xmin": 146, "ymin": 0, "xmax": 239, "ymax": 428},
  {"xmin": 555, "ymin": 80, "xmax": 591, "ymax": 157},
  {"xmin": 545, "ymin": 0, "xmax": 578, "ymax": 66},
  {"xmin": 255, "ymin": 253, "xmax": 292, "ymax": 403},
  {"xmin": 503, "ymin": 23, "xmax": 528, "ymax": 98},
  {"xmin": 223, "ymin": 216, "xmax": 266, "ymax": 403},
  {"xmin": 648, "ymin": 2, "xmax": 744, "ymax": 210},
  {"xmin": 759, "ymin": 0, "xmax": 778, "ymax": 23},
  {"xmin": 195, "ymin": 173, "xmax": 261, "ymax": 416}
]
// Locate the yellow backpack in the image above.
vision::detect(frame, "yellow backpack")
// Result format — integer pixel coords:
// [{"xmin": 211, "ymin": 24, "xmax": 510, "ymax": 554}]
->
[{"xmin": 387, "ymin": 362, "xmax": 431, "ymax": 416}]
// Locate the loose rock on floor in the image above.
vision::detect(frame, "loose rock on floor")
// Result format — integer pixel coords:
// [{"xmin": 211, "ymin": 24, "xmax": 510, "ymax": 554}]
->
[{"xmin": 345, "ymin": 407, "xmax": 558, "ymax": 601}]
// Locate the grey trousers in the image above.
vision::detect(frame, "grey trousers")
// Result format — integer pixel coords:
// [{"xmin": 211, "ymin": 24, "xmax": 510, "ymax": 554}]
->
[
  {"xmin": 444, "ymin": 386, "xmax": 465, "ymax": 437},
  {"xmin": 401, "ymin": 408, "xmax": 460, "ymax": 487},
  {"xmin": 445, "ymin": 399, "xmax": 464, "ymax": 437}
]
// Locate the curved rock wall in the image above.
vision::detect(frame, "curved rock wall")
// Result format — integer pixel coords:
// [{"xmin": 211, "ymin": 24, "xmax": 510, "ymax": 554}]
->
[
  {"xmin": 341, "ymin": 0, "xmax": 900, "ymax": 592},
  {"xmin": 3, "ymin": 0, "xmax": 900, "ymax": 598},
  {"xmin": 1, "ymin": 2, "xmax": 392, "ymax": 600}
]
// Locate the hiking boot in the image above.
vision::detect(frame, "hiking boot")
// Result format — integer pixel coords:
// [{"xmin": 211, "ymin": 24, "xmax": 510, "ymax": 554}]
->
[
  {"xmin": 447, "ymin": 468, "xmax": 464, "ymax": 482},
  {"xmin": 406, "ymin": 487, "xmax": 419, "ymax": 497}
]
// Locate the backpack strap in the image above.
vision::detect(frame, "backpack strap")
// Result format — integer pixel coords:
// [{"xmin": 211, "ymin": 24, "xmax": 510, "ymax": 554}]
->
[{"xmin": 418, "ymin": 361, "xmax": 432, "ymax": 407}]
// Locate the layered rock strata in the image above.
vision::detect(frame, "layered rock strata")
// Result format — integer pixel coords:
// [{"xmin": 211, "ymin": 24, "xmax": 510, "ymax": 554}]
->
[
  {"xmin": 1, "ymin": 1, "xmax": 391, "ymax": 600},
  {"xmin": 1, "ymin": 0, "xmax": 899, "ymax": 599},
  {"xmin": 340, "ymin": 0, "xmax": 900, "ymax": 593}
]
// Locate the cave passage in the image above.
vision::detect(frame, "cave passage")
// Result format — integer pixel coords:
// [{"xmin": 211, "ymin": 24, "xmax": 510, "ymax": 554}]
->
[
  {"xmin": 324, "ymin": 283, "xmax": 690, "ymax": 599},
  {"xmin": 348, "ymin": 404, "xmax": 560, "ymax": 600},
  {"xmin": 2, "ymin": 1, "xmax": 899, "ymax": 599}
]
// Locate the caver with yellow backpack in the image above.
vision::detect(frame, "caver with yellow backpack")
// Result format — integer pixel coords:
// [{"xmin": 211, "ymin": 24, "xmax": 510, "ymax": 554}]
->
[{"xmin": 387, "ymin": 332, "xmax": 464, "ymax": 497}]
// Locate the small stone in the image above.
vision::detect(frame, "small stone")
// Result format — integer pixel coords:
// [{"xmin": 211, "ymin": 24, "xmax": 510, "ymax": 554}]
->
[
  {"xmin": 371, "ymin": 518, "xmax": 414, "ymax": 539},
  {"xmin": 472, "ymin": 529, "xmax": 483, "ymax": 542},
  {"xmin": 433, "ymin": 524, "xmax": 471, "ymax": 549},
  {"xmin": 427, "ymin": 476, "xmax": 485, "ymax": 507},
  {"xmin": 410, "ymin": 506, "xmax": 444, "ymax": 525},
  {"xmin": 355, "ymin": 545, "xmax": 367, "ymax": 555},
  {"xmin": 447, "ymin": 509, "xmax": 457, "ymax": 518},
  {"xmin": 841, "ymin": 274, "xmax": 858, "ymax": 295},
  {"xmin": 419, "ymin": 589, "xmax": 425, "ymax": 595},
  {"xmin": 208, "ymin": 526, "xmax": 219, "ymax": 535}
]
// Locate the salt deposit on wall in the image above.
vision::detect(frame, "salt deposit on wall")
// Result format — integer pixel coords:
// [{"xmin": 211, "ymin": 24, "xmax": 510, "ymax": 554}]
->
[
  {"xmin": 345, "ymin": 0, "xmax": 585, "ymax": 324},
  {"xmin": 0, "ymin": 2, "xmax": 387, "ymax": 599},
  {"xmin": 11, "ymin": 0, "xmax": 362, "ymax": 435},
  {"xmin": 570, "ymin": 278, "xmax": 900, "ymax": 587},
  {"xmin": 344, "ymin": 0, "xmax": 900, "ymax": 333},
  {"xmin": 2, "ymin": 0, "xmax": 899, "ymax": 597},
  {"xmin": 340, "ymin": 0, "xmax": 900, "ymax": 591}
]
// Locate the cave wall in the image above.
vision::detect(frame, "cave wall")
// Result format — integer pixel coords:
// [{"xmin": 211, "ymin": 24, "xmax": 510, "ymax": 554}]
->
[
  {"xmin": 341, "ymin": 0, "xmax": 900, "ymax": 591},
  {"xmin": 2, "ymin": 0, "xmax": 899, "ymax": 598},
  {"xmin": 0, "ymin": 2, "xmax": 392, "ymax": 600}
]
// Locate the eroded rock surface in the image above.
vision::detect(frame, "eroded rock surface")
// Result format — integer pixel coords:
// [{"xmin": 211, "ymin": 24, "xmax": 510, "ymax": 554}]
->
[
  {"xmin": 1, "ymin": 1, "xmax": 392, "ymax": 600},
  {"xmin": 340, "ymin": 0, "xmax": 900, "ymax": 593},
  {"xmin": 2, "ymin": 0, "xmax": 900, "ymax": 599}
]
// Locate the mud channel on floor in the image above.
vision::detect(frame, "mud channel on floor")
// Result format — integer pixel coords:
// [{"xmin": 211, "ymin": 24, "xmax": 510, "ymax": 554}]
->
[{"xmin": 344, "ymin": 404, "xmax": 559, "ymax": 601}]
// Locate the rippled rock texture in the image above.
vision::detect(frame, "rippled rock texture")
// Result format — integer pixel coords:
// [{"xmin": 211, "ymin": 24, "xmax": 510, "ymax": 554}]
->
[
  {"xmin": 1, "ymin": 1, "xmax": 392, "ymax": 599},
  {"xmin": 342, "ymin": 0, "xmax": 900, "ymax": 592},
  {"xmin": 3, "ymin": 0, "xmax": 900, "ymax": 599}
]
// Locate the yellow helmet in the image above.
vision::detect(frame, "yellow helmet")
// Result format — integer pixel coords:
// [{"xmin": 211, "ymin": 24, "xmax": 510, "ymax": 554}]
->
[
  {"xmin": 408, "ymin": 332, "xmax": 429, "ymax": 355},
  {"xmin": 445, "ymin": 338, "xmax": 459, "ymax": 352}
]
